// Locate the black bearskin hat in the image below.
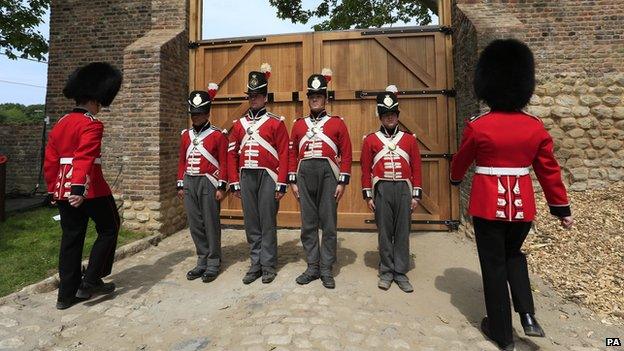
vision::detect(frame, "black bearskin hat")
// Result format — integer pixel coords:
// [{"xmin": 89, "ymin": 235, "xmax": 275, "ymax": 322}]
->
[
  {"xmin": 63, "ymin": 62, "xmax": 123, "ymax": 107},
  {"xmin": 474, "ymin": 39, "xmax": 535, "ymax": 112}
]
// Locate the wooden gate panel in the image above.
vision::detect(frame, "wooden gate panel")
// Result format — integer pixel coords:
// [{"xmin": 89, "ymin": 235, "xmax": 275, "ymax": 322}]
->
[{"xmin": 192, "ymin": 27, "xmax": 457, "ymax": 230}]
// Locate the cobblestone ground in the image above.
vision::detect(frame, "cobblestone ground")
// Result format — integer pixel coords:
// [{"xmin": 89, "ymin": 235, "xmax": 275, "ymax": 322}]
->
[{"xmin": 0, "ymin": 229, "xmax": 621, "ymax": 351}]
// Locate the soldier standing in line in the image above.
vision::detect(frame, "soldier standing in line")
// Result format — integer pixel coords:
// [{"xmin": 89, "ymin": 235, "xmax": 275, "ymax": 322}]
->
[
  {"xmin": 227, "ymin": 64, "xmax": 290, "ymax": 285},
  {"xmin": 360, "ymin": 85, "xmax": 423, "ymax": 293},
  {"xmin": 450, "ymin": 39, "xmax": 573, "ymax": 351},
  {"xmin": 288, "ymin": 69, "xmax": 353, "ymax": 289},
  {"xmin": 44, "ymin": 62, "xmax": 122, "ymax": 310},
  {"xmin": 176, "ymin": 84, "xmax": 228, "ymax": 283}
]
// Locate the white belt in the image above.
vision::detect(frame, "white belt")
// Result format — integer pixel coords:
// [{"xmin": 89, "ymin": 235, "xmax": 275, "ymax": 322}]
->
[
  {"xmin": 60, "ymin": 157, "xmax": 102, "ymax": 165},
  {"xmin": 475, "ymin": 166, "xmax": 529, "ymax": 176}
]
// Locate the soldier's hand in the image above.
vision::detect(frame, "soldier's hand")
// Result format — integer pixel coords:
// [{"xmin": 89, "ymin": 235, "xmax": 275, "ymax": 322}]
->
[
  {"xmin": 234, "ymin": 190, "xmax": 242, "ymax": 199},
  {"xmin": 215, "ymin": 190, "xmax": 225, "ymax": 201},
  {"xmin": 68, "ymin": 195, "xmax": 84, "ymax": 208},
  {"xmin": 366, "ymin": 198, "xmax": 375, "ymax": 212},
  {"xmin": 275, "ymin": 191, "xmax": 285, "ymax": 200},
  {"xmin": 560, "ymin": 215, "xmax": 573, "ymax": 229},
  {"xmin": 177, "ymin": 189, "xmax": 184, "ymax": 200},
  {"xmin": 410, "ymin": 199, "xmax": 419, "ymax": 213},
  {"xmin": 334, "ymin": 184, "xmax": 345, "ymax": 202},
  {"xmin": 290, "ymin": 184, "xmax": 300, "ymax": 199}
]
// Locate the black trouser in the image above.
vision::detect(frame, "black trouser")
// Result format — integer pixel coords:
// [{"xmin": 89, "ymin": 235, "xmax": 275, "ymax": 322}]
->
[
  {"xmin": 473, "ymin": 216, "xmax": 535, "ymax": 346},
  {"xmin": 56, "ymin": 195, "xmax": 120, "ymax": 301}
]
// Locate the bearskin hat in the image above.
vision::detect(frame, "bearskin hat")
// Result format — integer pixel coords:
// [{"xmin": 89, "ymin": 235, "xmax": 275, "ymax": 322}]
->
[
  {"xmin": 63, "ymin": 62, "xmax": 123, "ymax": 107},
  {"xmin": 474, "ymin": 39, "xmax": 535, "ymax": 112}
]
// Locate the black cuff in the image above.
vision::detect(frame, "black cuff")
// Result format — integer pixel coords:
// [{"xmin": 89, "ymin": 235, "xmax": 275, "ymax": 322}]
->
[
  {"xmin": 217, "ymin": 181, "xmax": 227, "ymax": 191},
  {"xmin": 450, "ymin": 179, "xmax": 462, "ymax": 186},
  {"xmin": 288, "ymin": 173, "xmax": 297, "ymax": 184},
  {"xmin": 338, "ymin": 174, "xmax": 350, "ymax": 184},
  {"xmin": 276, "ymin": 183, "xmax": 287, "ymax": 193},
  {"xmin": 549, "ymin": 204, "xmax": 571, "ymax": 217},
  {"xmin": 412, "ymin": 187, "xmax": 422, "ymax": 199},
  {"xmin": 70, "ymin": 185, "xmax": 86, "ymax": 197},
  {"xmin": 229, "ymin": 183, "xmax": 241, "ymax": 192},
  {"xmin": 362, "ymin": 189, "xmax": 373, "ymax": 199}
]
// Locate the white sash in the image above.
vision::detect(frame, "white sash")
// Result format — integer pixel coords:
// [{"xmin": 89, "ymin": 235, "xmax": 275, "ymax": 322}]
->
[
  {"xmin": 239, "ymin": 115, "xmax": 279, "ymax": 160},
  {"xmin": 186, "ymin": 128, "xmax": 219, "ymax": 169},
  {"xmin": 298, "ymin": 116, "xmax": 338, "ymax": 154},
  {"xmin": 372, "ymin": 131, "xmax": 410, "ymax": 167}
]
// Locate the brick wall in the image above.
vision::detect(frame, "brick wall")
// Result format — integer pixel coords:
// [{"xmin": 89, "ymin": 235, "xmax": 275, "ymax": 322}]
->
[
  {"xmin": 452, "ymin": 0, "xmax": 624, "ymax": 236},
  {"xmin": 0, "ymin": 123, "xmax": 45, "ymax": 194},
  {"xmin": 46, "ymin": 0, "xmax": 188, "ymax": 235}
]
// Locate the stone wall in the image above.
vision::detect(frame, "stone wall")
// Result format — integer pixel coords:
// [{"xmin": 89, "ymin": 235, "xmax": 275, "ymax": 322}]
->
[
  {"xmin": 0, "ymin": 123, "xmax": 45, "ymax": 194},
  {"xmin": 47, "ymin": 0, "xmax": 189, "ymax": 235},
  {"xmin": 452, "ymin": 0, "xmax": 624, "ymax": 236}
]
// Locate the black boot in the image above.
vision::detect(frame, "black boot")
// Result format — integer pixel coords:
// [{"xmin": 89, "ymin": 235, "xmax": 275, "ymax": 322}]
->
[
  {"xmin": 519, "ymin": 313, "xmax": 545, "ymax": 337},
  {"xmin": 75, "ymin": 278, "xmax": 115, "ymax": 299},
  {"xmin": 56, "ymin": 296, "xmax": 89, "ymax": 310},
  {"xmin": 186, "ymin": 267, "xmax": 206, "ymax": 281},
  {"xmin": 480, "ymin": 317, "xmax": 515, "ymax": 351},
  {"xmin": 320, "ymin": 275, "xmax": 335, "ymax": 289},
  {"xmin": 242, "ymin": 270, "xmax": 262, "ymax": 284},
  {"xmin": 296, "ymin": 272, "xmax": 319, "ymax": 285}
]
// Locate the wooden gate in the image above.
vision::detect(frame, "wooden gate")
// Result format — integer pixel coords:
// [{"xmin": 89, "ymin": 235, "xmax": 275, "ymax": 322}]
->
[{"xmin": 190, "ymin": 25, "xmax": 458, "ymax": 230}]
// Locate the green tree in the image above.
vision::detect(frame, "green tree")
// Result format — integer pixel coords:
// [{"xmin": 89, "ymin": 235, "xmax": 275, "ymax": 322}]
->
[
  {"xmin": 0, "ymin": 0, "xmax": 50, "ymax": 61},
  {"xmin": 268, "ymin": 0, "xmax": 437, "ymax": 30},
  {"xmin": 0, "ymin": 103, "xmax": 44, "ymax": 124}
]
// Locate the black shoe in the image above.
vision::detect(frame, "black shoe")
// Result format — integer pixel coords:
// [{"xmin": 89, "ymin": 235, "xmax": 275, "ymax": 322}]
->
[
  {"xmin": 481, "ymin": 317, "xmax": 515, "ymax": 351},
  {"xmin": 394, "ymin": 280, "xmax": 414, "ymax": 293},
  {"xmin": 76, "ymin": 279, "xmax": 115, "ymax": 299},
  {"xmin": 520, "ymin": 313, "xmax": 545, "ymax": 337},
  {"xmin": 378, "ymin": 278, "xmax": 392, "ymax": 290},
  {"xmin": 262, "ymin": 271, "xmax": 276, "ymax": 284},
  {"xmin": 321, "ymin": 275, "xmax": 335, "ymax": 289},
  {"xmin": 242, "ymin": 270, "xmax": 262, "ymax": 284},
  {"xmin": 56, "ymin": 296, "xmax": 89, "ymax": 310},
  {"xmin": 201, "ymin": 270, "xmax": 218, "ymax": 283},
  {"xmin": 186, "ymin": 267, "xmax": 206, "ymax": 281},
  {"xmin": 296, "ymin": 272, "xmax": 320, "ymax": 285}
]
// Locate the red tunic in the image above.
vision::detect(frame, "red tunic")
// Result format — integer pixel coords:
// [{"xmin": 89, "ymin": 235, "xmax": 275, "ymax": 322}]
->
[
  {"xmin": 450, "ymin": 111, "xmax": 571, "ymax": 221},
  {"xmin": 177, "ymin": 124, "xmax": 228, "ymax": 190},
  {"xmin": 288, "ymin": 111, "xmax": 353, "ymax": 184},
  {"xmin": 361, "ymin": 129, "xmax": 423, "ymax": 199},
  {"xmin": 227, "ymin": 109, "xmax": 289, "ymax": 191},
  {"xmin": 44, "ymin": 108, "xmax": 111, "ymax": 200}
]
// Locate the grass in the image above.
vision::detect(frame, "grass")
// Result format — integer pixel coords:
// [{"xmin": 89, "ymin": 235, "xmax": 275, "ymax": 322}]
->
[{"xmin": 0, "ymin": 206, "xmax": 149, "ymax": 297}]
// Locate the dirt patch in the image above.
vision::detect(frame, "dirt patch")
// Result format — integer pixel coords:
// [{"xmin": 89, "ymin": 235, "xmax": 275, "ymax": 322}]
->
[{"xmin": 526, "ymin": 183, "xmax": 624, "ymax": 324}]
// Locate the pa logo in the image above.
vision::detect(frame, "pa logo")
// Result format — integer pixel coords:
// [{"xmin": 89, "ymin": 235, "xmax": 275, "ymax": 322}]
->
[{"xmin": 606, "ymin": 337, "xmax": 621, "ymax": 346}]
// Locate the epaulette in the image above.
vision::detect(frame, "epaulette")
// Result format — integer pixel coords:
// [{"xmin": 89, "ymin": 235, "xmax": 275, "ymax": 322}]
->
[
  {"xmin": 84, "ymin": 112, "xmax": 96, "ymax": 121},
  {"xmin": 468, "ymin": 111, "xmax": 489, "ymax": 123},
  {"xmin": 210, "ymin": 125, "xmax": 220, "ymax": 131},
  {"xmin": 222, "ymin": 129, "xmax": 229, "ymax": 135},
  {"xmin": 522, "ymin": 111, "xmax": 543, "ymax": 123},
  {"xmin": 267, "ymin": 112, "xmax": 283, "ymax": 120},
  {"xmin": 180, "ymin": 129, "xmax": 187, "ymax": 135}
]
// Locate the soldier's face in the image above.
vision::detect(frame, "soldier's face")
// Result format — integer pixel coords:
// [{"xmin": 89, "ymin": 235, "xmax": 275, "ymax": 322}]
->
[
  {"xmin": 380, "ymin": 112, "xmax": 399, "ymax": 129},
  {"xmin": 191, "ymin": 113, "xmax": 209, "ymax": 126},
  {"xmin": 248, "ymin": 93, "xmax": 266, "ymax": 110},
  {"xmin": 308, "ymin": 93, "xmax": 326, "ymax": 112}
]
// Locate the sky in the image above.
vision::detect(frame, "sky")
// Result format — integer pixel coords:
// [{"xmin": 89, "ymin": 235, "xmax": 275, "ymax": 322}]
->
[{"xmin": 0, "ymin": 1, "xmax": 436, "ymax": 105}]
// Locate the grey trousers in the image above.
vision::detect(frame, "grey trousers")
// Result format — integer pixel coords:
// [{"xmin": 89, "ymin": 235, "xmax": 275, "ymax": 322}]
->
[
  {"xmin": 184, "ymin": 175, "xmax": 221, "ymax": 271},
  {"xmin": 374, "ymin": 181, "xmax": 411, "ymax": 280},
  {"xmin": 240, "ymin": 169, "xmax": 278, "ymax": 273},
  {"xmin": 297, "ymin": 159, "xmax": 338, "ymax": 276}
]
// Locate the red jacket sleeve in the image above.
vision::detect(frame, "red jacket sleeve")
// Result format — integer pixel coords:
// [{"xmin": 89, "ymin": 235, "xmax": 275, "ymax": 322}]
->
[
  {"xmin": 217, "ymin": 132, "xmax": 228, "ymax": 190},
  {"xmin": 177, "ymin": 131, "xmax": 187, "ymax": 188},
  {"xmin": 70, "ymin": 121, "xmax": 104, "ymax": 196},
  {"xmin": 410, "ymin": 134, "xmax": 423, "ymax": 199},
  {"xmin": 532, "ymin": 128, "xmax": 571, "ymax": 217},
  {"xmin": 275, "ymin": 120, "xmax": 290, "ymax": 191},
  {"xmin": 360, "ymin": 135, "xmax": 373, "ymax": 199},
  {"xmin": 450, "ymin": 123, "xmax": 476, "ymax": 185},
  {"xmin": 43, "ymin": 134, "xmax": 59, "ymax": 193},
  {"xmin": 227, "ymin": 122, "xmax": 242, "ymax": 190},
  {"xmin": 337, "ymin": 119, "xmax": 353, "ymax": 184},
  {"xmin": 288, "ymin": 121, "xmax": 301, "ymax": 183}
]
